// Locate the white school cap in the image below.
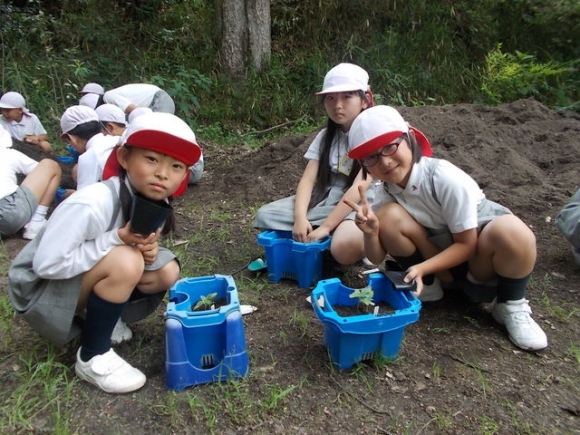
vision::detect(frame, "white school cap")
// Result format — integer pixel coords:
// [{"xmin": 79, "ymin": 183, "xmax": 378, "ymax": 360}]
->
[
  {"xmin": 316, "ymin": 63, "xmax": 370, "ymax": 95},
  {"xmin": 348, "ymin": 105, "xmax": 432, "ymax": 159},
  {"xmin": 79, "ymin": 82, "xmax": 105, "ymax": 95},
  {"xmin": 128, "ymin": 107, "xmax": 153, "ymax": 124},
  {"xmin": 79, "ymin": 93, "xmax": 99, "ymax": 110},
  {"xmin": 96, "ymin": 104, "xmax": 127, "ymax": 125},
  {"xmin": 60, "ymin": 105, "xmax": 99, "ymax": 138},
  {"xmin": 0, "ymin": 92, "xmax": 30, "ymax": 114}
]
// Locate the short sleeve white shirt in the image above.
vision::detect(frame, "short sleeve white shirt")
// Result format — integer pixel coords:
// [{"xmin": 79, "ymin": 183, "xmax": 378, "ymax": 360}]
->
[
  {"xmin": 0, "ymin": 147, "xmax": 38, "ymax": 198},
  {"xmin": 0, "ymin": 113, "xmax": 47, "ymax": 141},
  {"xmin": 103, "ymin": 84, "xmax": 161, "ymax": 112},
  {"xmin": 304, "ymin": 128, "xmax": 354, "ymax": 176},
  {"xmin": 375, "ymin": 157, "xmax": 485, "ymax": 233},
  {"xmin": 76, "ymin": 133, "xmax": 119, "ymax": 190}
]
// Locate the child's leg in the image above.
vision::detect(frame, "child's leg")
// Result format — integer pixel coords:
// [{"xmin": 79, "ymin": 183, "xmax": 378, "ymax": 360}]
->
[
  {"xmin": 470, "ymin": 215, "xmax": 547, "ymax": 350},
  {"xmin": 330, "ymin": 220, "xmax": 365, "ymax": 265},
  {"xmin": 136, "ymin": 259, "xmax": 180, "ymax": 294},
  {"xmin": 20, "ymin": 159, "xmax": 61, "ymax": 208}
]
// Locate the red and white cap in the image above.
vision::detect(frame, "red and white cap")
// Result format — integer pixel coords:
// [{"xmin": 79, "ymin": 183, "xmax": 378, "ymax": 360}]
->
[
  {"xmin": 102, "ymin": 112, "xmax": 202, "ymax": 197},
  {"xmin": 316, "ymin": 63, "xmax": 370, "ymax": 95},
  {"xmin": 348, "ymin": 105, "xmax": 432, "ymax": 160},
  {"xmin": 79, "ymin": 83, "xmax": 104, "ymax": 95}
]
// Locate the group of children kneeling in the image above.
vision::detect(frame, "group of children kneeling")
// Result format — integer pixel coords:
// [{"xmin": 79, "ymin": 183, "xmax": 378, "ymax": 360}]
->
[{"xmin": 1, "ymin": 63, "xmax": 577, "ymax": 394}]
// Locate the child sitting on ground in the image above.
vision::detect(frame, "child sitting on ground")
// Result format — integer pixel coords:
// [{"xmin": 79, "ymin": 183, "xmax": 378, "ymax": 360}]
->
[
  {"xmin": 0, "ymin": 91, "xmax": 52, "ymax": 153},
  {"xmin": 0, "ymin": 124, "xmax": 61, "ymax": 240},
  {"xmin": 8, "ymin": 112, "xmax": 202, "ymax": 393}
]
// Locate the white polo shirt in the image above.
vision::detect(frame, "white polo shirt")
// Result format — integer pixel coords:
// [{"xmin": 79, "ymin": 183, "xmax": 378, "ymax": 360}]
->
[
  {"xmin": 304, "ymin": 128, "xmax": 354, "ymax": 176},
  {"xmin": 0, "ymin": 113, "xmax": 47, "ymax": 141},
  {"xmin": 76, "ymin": 133, "xmax": 120, "ymax": 190}
]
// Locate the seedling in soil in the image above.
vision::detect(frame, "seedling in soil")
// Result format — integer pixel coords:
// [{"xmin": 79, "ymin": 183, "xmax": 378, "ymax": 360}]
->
[
  {"xmin": 349, "ymin": 285, "xmax": 375, "ymax": 313},
  {"xmin": 193, "ymin": 292, "xmax": 218, "ymax": 311}
]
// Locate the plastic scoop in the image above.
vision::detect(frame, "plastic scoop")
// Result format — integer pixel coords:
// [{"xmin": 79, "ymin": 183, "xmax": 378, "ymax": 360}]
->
[{"xmin": 247, "ymin": 258, "xmax": 267, "ymax": 272}]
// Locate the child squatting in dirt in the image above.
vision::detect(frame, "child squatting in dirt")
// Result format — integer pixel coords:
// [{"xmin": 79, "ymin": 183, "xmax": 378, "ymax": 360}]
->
[
  {"xmin": 343, "ymin": 105, "xmax": 548, "ymax": 352},
  {"xmin": 8, "ymin": 112, "xmax": 202, "ymax": 393}
]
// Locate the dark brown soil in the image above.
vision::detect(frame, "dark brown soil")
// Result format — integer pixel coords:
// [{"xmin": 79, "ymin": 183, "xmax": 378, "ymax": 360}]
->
[{"xmin": 2, "ymin": 98, "xmax": 579, "ymax": 435}]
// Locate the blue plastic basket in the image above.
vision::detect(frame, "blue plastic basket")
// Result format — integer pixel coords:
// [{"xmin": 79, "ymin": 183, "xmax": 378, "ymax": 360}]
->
[
  {"xmin": 257, "ymin": 230, "xmax": 330, "ymax": 288},
  {"xmin": 311, "ymin": 273, "xmax": 421, "ymax": 369},
  {"xmin": 165, "ymin": 275, "xmax": 249, "ymax": 390}
]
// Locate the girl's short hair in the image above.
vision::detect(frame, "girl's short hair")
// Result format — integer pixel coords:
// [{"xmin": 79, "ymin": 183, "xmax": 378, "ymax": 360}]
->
[{"xmin": 67, "ymin": 121, "xmax": 102, "ymax": 140}]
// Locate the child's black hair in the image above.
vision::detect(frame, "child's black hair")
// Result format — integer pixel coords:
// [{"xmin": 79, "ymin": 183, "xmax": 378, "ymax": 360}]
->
[
  {"xmin": 67, "ymin": 121, "xmax": 101, "ymax": 141},
  {"xmin": 100, "ymin": 121, "xmax": 126, "ymax": 130},
  {"xmin": 309, "ymin": 90, "xmax": 367, "ymax": 209}
]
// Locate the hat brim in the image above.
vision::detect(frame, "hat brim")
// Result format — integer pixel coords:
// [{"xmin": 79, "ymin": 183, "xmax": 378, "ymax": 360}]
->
[
  {"xmin": 316, "ymin": 85, "xmax": 367, "ymax": 95},
  {"xmin": 348, "ymin": 127, "xmax": 433, "ymax": 160}
]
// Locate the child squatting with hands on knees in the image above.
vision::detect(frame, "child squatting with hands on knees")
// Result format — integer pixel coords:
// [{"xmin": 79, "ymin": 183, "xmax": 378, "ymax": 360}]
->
[
  {"xmin": 254, "ymin": 63, "xmax": 377, "ymax": 265},
  {"xmin": 343, "ymin": 105, "xmax": 547, "ymax": 352},
  {"xmin": 9, "ymin": 112, "xmax": 202, "ymax": 393}
]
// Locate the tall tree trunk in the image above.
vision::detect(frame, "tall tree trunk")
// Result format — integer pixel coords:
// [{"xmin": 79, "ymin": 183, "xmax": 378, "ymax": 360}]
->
[
  {"xmin": 221, "ymin": 0, "xmax": 271, "ymax": 79},
  {"xmin": 221, "ymin": 0, "xmax": 247, "ymax": 78},
  {"xmin": 247, "ymin": 0, "xmax": 271, "ymax": 71}
]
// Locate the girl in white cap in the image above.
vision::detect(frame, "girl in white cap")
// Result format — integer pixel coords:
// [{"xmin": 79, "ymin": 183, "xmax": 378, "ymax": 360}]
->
[
  {"xmin": 0, "ymin": 91, "xmax": 52, "ymax": 152},
  {"xmin": 254, "ymin": 63, "xmax": 376, "ymax": 265},
  {"xmin": 344, "ymin": 105, "xmax": 547, "ymax": 352},
  {"xmin": 9, "ymin": 112, "xmax": 202, "ymax": 393}
]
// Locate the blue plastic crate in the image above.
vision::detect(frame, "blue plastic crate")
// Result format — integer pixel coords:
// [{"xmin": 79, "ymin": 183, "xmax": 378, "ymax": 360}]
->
[
  {"xmin": 257, "ymin": 230, "xmax": 330, "ymax": 288},
  {"xmin": 310, "ymin": 273, "xmax": 422, "ymax": 369},
  {"xmin": 165, "ymin": 275, "xmax": 249, "ymax": 390}
]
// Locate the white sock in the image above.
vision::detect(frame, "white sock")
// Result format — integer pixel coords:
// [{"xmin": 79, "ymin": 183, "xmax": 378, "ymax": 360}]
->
[{"xmin": 31, "ymin": 205, "xmax": 49, "ymax": 223}]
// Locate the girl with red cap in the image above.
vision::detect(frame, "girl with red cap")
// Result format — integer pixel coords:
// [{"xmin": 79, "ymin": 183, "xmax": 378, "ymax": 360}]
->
[
  {"xmin": 345, "ymin": 105, "xmax": 547, "ymax": 352},
  {"xmin": 9, "ymin": 112, "xmax": 202, "ymax": 393}
]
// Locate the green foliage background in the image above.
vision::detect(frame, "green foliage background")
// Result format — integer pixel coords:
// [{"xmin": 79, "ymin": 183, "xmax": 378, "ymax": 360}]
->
[{"xmin": 1, "ymin": 0, "xmax": 579, "ymax": 144}]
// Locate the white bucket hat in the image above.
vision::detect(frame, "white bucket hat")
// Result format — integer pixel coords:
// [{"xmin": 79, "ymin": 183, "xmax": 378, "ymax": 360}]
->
[
  {"xmin": 348, "ymin": 105, "xmax": 432, "ymax": 160},
  {"xmin": 60, "ymin": 105, "xmax": 99, "ymax": 138},
  {"xmin": 316, "ymin": 63, "xmax": 370, "ymax": 95},
  {"xmin": 0, "ymin": 92, "xmax": 29, "ymax": 114}
]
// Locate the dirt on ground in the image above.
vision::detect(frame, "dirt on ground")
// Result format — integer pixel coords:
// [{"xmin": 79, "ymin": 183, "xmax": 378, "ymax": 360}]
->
[{"xmin": 2, "ymin": 98, "xmax": 580, "ymax": 435}]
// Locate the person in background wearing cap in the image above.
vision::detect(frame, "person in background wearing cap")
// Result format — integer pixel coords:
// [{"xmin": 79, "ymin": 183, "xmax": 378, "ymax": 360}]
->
[
  {"xmin": 254, "ymin": 63, "xmax": 376, "ymax": 265},
  {"xmin": 8, "ymin": 112, "xmax": 202, "ymax": 393},
  {"xmin": 96, "ymin": 104, "xmax": 127, "ymax": 139},
  {"xmin": 60, "ymin": 105, "xmax": 120, "ymax": 194},
  {"xmin": 0, "ymin": 91, "xmax": 52, "ymax": 153},
  {"xmin": 97, "ymin": 83, "xmax": 175, "ymax": 116},
  {"xmin": 0, "ymin": 124, "xmax": 61, "ymax": 240},
  {"xmin": 79, "ymin": 82, "xmax": 105, "ymax": 97},
  {"xmin": 344, "ymin": 105, "xmax": 547, "ymax": 352}
]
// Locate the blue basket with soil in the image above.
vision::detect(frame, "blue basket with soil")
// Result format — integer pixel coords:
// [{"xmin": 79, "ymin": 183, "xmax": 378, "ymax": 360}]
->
[
  {"xmin": 165, "ymin": 274, "xmax": 249, "ymax": 390},
  {"xmin": 310, "ymin": 271, "xmax": 422, "ymax": 369},
  {"xmin": 257, "ymin": 230, "xmax": 331, "ymax": 289}
]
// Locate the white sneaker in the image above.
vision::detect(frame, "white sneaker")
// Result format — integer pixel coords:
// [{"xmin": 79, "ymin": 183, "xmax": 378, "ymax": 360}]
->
[
  {"xmin": 491, "ymin": 299, "xmax": 548, "ymax": 351},
  {"xmin": 75, "ymin": 348, "xmax": 146, "ymax": 393},
  {"xmin": 111, "ymin": 319, "xmax": 133, "ymax": 344},
  {"xmin": 22, "ymin": 219, "xmax": 47, "ymax": 240},
  {"xmin": 413, "ymin": 277, "xmax": 444, "ymax": 302}
]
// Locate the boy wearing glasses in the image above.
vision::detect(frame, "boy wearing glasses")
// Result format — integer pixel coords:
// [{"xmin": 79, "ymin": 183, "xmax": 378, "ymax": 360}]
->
[{"xmin": 344, "ymin": 105, "xmax": 547, "ymax": 352}]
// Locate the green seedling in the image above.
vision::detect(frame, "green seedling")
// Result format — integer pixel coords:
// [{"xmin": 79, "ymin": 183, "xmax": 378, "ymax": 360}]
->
[
  {"xmin": 194, "ymin": 292, "xmax": 218, "ymax": 311},
  {"xmin": 349, "ymin": 285, "xmax": 375, "ymax": 312}
]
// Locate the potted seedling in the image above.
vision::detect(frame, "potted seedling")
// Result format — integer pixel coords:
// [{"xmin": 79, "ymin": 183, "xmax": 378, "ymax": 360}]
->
[
  {"xmin": 193, "ymin": 292, "xmax": 218, "ymax": 311},
  {"xmin": 348, "ymin": 285, "xmax": 377, "ymax": 315}
]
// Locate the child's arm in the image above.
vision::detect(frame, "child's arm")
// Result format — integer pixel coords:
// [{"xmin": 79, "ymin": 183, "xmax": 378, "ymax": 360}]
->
[
  {"xmin": 292, "ymin": 160, "xmax": 318, "ymax": 242},
  {"xmin": 307, "ymin": 168, "xmax": 372, "ymax": 241},
  {"xmin": 24, "ymin": 134, "xmax": 52, "ymax": 152}
]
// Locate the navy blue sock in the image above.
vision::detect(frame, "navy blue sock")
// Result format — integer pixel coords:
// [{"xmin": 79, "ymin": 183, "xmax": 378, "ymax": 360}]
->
[
  {"xmin": 80, "ymin": 292, "xmax": 127, "ymax": 362},
  {"xmin": 392, "ymin": 250, "xmax": 435, "ymax": 285},
  {"xmin": 496, "ymin": 274, "xmax": 530, "ymax": 303}
]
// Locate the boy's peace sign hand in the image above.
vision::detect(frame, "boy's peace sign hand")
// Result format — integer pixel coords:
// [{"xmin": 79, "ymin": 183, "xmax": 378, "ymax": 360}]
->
[{"xmin": 343, "ymin": 185, "xmax": 379, "ymax": 235}]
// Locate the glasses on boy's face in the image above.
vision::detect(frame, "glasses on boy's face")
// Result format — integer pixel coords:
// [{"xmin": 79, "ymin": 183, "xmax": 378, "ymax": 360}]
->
[{"xmin": 360, "ymin": 135, "xmax": 405, "ymax": 168}]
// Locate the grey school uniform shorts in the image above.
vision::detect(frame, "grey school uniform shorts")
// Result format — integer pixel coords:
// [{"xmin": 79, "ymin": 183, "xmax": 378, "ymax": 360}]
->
[{"xmin": 0, "ymin": 185, "xmax": 36, "ymax": 236}]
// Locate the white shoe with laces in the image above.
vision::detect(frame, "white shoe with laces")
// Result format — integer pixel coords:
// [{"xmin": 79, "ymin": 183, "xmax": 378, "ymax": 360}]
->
[
  {"xmin": 111, "ymin": 319, "xmax": 133, "ymax": 344},
  {"xmin": 491, "ymin": 299, "xmax": 548, "ymax": 351},
  {"xmin": 22, "ymin": 219, "xmax": 47, "ymax": 240},
  {"xmin": 75, "ymin": 348, "xmax": 146, "ymax": 393},
  {"xmin": 413, "ymin": 277, "xmax": 444, "ymax": 302}
]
